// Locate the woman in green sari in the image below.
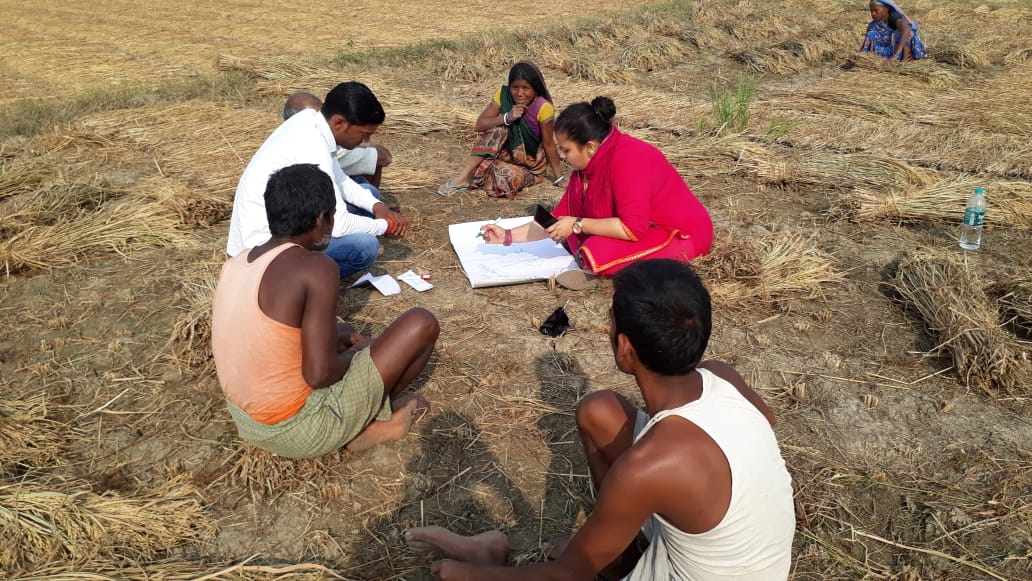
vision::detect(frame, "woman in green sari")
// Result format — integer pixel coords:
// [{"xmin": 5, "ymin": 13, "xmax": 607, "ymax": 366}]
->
[{"xmin": 438, "ymin": 61, "xmax": 564, "ymax": 198}]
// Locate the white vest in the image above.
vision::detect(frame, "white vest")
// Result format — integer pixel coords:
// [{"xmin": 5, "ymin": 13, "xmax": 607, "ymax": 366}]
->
[{"xmin": 624, "ymin": 368, "xmax": 795, "ymax": 580}]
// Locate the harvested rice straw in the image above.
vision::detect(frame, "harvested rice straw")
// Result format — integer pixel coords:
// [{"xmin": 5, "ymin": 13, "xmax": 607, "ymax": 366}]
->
[
  {"xmin": 21, "ymin": 559, "xmax": 347, "ymax": 580},
  {"xmin": 0, "ymin": 199, "xmax": 191, "ymax": 273},
  {"xmin": 851, "ymin": 179, "xmax": 1032, "ymax": 228},
  {"xmin": 380, "ymin": 104, "xmax": 478, "ymax": 136},
  {"xmin": 78, "ymin": 102, "xmax": 270, "ymax": 196},
  {"xmin": 0, "ymin": 476, "xmax": 214, "ymax": 572},
  {"xmin": 696, "ymin": 232, "xmax": 844, "ymax": 306},
  {"xmin": 378, "ymin": 165, "xmax": 441, "ymax": 192},
  {"xmin": 775, "ymin": 33, "xmax": 854, "ymax": 68},
  {"xmin": 0, "ymin": 394, "xmax": 72, "ymax": 474},
  {"xmin": 561, "ymin": 56, "xmax": 635, "ymax": 84},
  {"xmin": 738, "ymin": 151, "xmax": 936, "ymax": 191},
  {"xmin": 138, "ymin": 176, "xmax": 230, "ymax": 228},
  {"xmin": 163, "ymin": 262, "xmax": 220, "ymax": 371},
  {"xmin": 1004, "ymin": 47, "xmax": 1032, "ymax": 65},
  {"xmin": 215, "ymin": 53, "xmax": 325, "ymax": 81},
  {"xmin": 214, "ymin": 443, "xmax": 348, "ymax": 499},
  {"xmin": 933, "ymin": 38, "xmax": 991, "ymax": 69},
  {"xmin": 0, "ymin": 181, "xmax": 117, "ymax": 234},
  {"xmin": 849, "ymin": 55, "xmax": 959, "ymax": 88},
  {"xmin": 892, "ymin": 251, "xmax": 1030, "ymax": 395},
  {"xmin": 994, "ymin": 276, "xmax": 1032, "ymax": 338},
  {"xmin": 0, "ymin": 160, "xmax": 60, "ymax": 201}
]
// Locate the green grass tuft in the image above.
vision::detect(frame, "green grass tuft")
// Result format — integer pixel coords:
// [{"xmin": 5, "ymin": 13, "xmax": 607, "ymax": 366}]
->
[{"xmin": 711, "ymin": 75, "xmax": 757, "ymax": 134}]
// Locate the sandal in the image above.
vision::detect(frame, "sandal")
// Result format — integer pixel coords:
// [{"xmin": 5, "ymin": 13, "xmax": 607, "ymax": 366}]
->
[
  {"xmin": 436, "ymin": 181, "xmax": 468, "ymax": 197},
  {"xmin": 554, "ymin": 269, "xmax": 600, "ymax": 291}
]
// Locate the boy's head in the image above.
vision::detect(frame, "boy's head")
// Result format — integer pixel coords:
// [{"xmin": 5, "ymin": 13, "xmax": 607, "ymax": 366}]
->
[
  {"xmin": 611, "ymin": 259, "xmax": 712, "ymax": 376},
  {"xmin": 265, "ymin": 163, "xmax": 335, "ymax": 244}
]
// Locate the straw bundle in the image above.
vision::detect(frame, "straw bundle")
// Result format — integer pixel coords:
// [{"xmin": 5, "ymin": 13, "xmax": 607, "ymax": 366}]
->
[
  {"xmin": 217, "ymin": 443, "xmax": 348, "ymax": 499},
  {"xmin": 380, "ymin": 104, "xmax": 478, "ymax": 136},
  {"xmin": 215, "ymin": 54, "xmax": 325, "ymax": 81},
  {"xmin": 0, "ymin": 179, "xmax": 117, "ymax": 236},
  {"xmin": 0, "ymin": 198, "xmax": 191, "ymax": 273},
  {"xmin": 847, "ymin": 55, "xmax": 959, "ymax": 88},
  {"xmin": 550, "ymin": 78, "xmax": 713, "ymax": 136},
  {"xmin": 621, "ymin": 37, "xmax": 684, "ymax": 71},
  {"xmin": 738, "ymin": 151, "xmax": 936, "ymax": 192},
  {"xmin": 892, "ymin": 251, "xmax": 1030, "ymax": 395},
  {"xmin": 1003, "ymin": 47, "xmax": 1032, "ymax": 65},
  {"xmin": 660, "ymin": 136, "xmax": 771, "ymax": 177},
  {"xmin": 732, "ymin": 49, "xmax": 806, "ymax": 75},
  {"xmin": 163, "ymin": 261, "xmax": 220, "ymax": 372},
  {"xmin": 0, "ymin": 394, "xmax": 71, "ymax": 475},
  {"xmin": 377, "ymin": 165, "xmax": 440, "ymax": 192},
  {"xmin": 0, "ymin": 159, "xmax": 60, "ymax": 202},
  {"xmin": 728, "ymin": 27, "xmax": 855, "ymax": 75},
  {"xmin": 994, "ymin": 276, "xmax": 1032, "ymax": 338},
  {"xmin": 560, "ymin": 56, "xmax": 635, "ymax": 84},
  {"xmin": 847, "ymin": 179, "xmax": 1032, "ymax": 228},
  {"xmin": 696, "ymin": 231, "xmax": 844, "ymax": 306},
  {"xmin": 139, "ymin": 175, "xmax": 230, "ymax": 228},
  {"xmin": 0, "ymin": 477, "xmax": 214, "ymax": 572},
  {"xmin": 933, "ymin": 39, "xmax": 991, "ymax": 69}
]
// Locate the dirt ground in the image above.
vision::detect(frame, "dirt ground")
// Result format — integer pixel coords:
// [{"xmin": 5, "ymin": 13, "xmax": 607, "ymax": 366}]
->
[{"xmin": 1, "ymin": 0, "xmax": 1030, "ymax": 579}]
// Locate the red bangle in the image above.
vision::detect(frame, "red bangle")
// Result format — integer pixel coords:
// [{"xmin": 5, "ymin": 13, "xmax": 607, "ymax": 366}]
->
[
  {"xmin": 503, "ymin": 229, "xmax": 512, "ymax": 246},
  {"xmin": 384, "ymin": 216, "xmax": 396, "ymax": 235}
]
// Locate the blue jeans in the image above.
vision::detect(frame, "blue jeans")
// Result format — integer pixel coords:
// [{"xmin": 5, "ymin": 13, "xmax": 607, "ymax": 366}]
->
[
  {"xmin": 346, "ymin": 178, "xmax": 379, "ymax": 218},
  {"xmin": 325, "ymin": 179, "xmax": 381, "ymax": 279}
]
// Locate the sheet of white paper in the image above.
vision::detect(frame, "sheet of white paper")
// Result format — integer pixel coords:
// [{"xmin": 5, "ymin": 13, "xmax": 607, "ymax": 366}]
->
[
  {"xmin": 449, "ymin": 217, "xmax": 579, "ymax": 288},
  {"xmin": 398, "ymin": 269, "xmax": 434, "ymax": 292},
  {"xmin": 348, "ymin": 272, "xmax": 401, "ymax": 296}
]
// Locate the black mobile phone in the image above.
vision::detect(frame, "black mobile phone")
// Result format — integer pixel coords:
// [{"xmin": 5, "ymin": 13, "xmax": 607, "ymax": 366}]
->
[{"xmin": 534, "ymin": 204, "xmax": 558, "ymax": 229}]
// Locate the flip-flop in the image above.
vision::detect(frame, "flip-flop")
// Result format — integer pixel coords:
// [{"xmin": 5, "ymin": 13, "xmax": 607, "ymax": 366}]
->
[
  {"xmin": 436, "ymin": 181, "xmax": 468, "ymax": 197},
  {"xmin": 554, "ymin": 269, "xmax": 600, "ymax": 291}
]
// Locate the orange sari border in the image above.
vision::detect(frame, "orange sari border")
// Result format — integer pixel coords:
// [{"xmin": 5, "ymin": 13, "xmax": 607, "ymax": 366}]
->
[{"xmin": 581, "ymin": 229, "xmax": 689, "ymax": 275}]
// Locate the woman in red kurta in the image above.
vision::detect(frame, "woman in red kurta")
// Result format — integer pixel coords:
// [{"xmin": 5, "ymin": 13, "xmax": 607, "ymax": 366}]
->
[{"xmin": 480, "ymin": 97, "xmax": 713, "ymax": 280}]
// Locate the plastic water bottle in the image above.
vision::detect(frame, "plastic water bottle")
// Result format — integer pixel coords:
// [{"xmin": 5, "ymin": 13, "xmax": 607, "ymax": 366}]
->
[{"xmin": 958, "ymin": 187, "xmax": 985, "ymax": 250}]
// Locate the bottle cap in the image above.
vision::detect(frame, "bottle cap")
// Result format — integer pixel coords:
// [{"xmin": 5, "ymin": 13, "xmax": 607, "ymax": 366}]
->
[{"xmin": 974, "ymin": 187, "xmax": 984, "ymax": 195}]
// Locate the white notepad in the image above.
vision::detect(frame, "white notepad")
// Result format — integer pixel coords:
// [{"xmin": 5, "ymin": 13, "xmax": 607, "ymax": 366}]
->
[{"xmin": 448, "ymin": 217, "xmax": 579, "ymax": 288}]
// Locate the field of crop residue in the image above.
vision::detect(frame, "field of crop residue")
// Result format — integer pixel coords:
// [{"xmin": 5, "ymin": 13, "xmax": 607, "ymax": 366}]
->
[{"xmin": 1, "ymin": 0, "xmax": 1030, "ymax": 579}]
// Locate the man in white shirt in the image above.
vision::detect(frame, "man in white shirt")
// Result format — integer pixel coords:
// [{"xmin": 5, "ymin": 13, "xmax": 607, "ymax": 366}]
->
[
  {"xmin": 283, "ymin": 92, "xmax": 393, "ymax": 193},
  {"xmin": 227, "ymin": 82, "xmax": 407, "ymax": 278}
]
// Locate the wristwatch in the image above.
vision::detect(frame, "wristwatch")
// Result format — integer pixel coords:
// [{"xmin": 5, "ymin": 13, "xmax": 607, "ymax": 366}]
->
[{"xmin": 572, "ymin": 218, "xmax": 583, "ymax": 234}]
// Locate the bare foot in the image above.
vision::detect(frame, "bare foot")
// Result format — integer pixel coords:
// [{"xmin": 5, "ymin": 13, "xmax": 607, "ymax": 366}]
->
[
  {"xmin": 345, "ymin": 394, "xmax": 428, "ymax": 453},
  {"xmin": 405, "ymin": 526, "xmax": 509, "ymax": 566}
]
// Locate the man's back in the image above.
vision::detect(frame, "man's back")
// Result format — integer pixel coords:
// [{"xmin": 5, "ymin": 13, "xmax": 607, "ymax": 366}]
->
[
  {"xmin": 619, "ymin": 366, "xmax": 795, "ymax": 580},
  {"xmin": 212, "ymin": 243, "xmax": 316, "ymax": 423},
  {"xmin": 227, "ymin": 109, "xmax": 335, "ymax": 256}
]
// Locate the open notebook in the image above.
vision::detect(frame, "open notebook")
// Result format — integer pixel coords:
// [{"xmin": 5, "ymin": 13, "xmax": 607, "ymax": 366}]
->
[{"xmin": 449, "ymin": 217, "xmax": 579, "ymax": 288}]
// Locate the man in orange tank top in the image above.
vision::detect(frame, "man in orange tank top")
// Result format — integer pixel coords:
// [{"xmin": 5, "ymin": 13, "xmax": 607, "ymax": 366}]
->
[{"xmin": 212, "ymin": 164, "xmax": 439, "ymax": 459}]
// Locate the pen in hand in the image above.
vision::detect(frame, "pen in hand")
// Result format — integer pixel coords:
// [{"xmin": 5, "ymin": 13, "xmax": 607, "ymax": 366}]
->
[
  {"xmin": 476, "ymin": 216, "xmax": 502, "ymax": 238},
  {"xmin": 552, "ymin": 175, "xmax": 566, "ymax": 186}
]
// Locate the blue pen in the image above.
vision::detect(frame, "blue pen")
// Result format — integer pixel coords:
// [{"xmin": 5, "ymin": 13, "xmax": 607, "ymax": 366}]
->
[{"xmin": 476, "ymin": 216, "xmax": 502, "ymax": 238}]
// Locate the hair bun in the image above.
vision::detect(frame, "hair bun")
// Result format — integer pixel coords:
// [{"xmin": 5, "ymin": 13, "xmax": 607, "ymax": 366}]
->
[{"xmin": 590, "ymin": 96, "xmax": 616, "ymax": 123}]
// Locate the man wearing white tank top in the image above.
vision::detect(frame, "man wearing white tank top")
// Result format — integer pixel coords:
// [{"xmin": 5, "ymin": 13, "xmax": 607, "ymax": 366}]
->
[{"xmin": 407, "ymin": 259, "xmax": 796, "ymax": 580}]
